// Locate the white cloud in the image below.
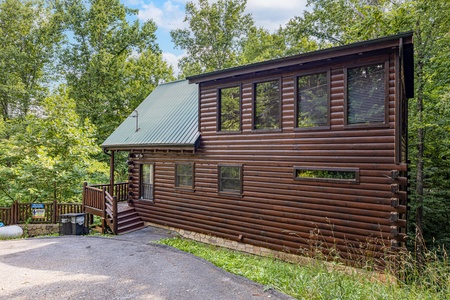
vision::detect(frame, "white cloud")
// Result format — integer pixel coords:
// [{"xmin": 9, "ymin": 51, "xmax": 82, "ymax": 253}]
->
[
  {"xmin": 138, "ymin": 1, "xmax": 187, "ymax": 31},
  {"xmin": 162, "ymin": 51, "xmax": 186, "ymax": 76},
  {"xmin": 246, "ymin": 0, "xmax": 309, "ymax": 31}
]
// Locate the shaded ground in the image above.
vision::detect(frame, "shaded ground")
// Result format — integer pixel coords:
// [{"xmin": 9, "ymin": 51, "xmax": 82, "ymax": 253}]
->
[{"xmin": 0, "ymin": 227, "xmax": 292, "ymax": 299}]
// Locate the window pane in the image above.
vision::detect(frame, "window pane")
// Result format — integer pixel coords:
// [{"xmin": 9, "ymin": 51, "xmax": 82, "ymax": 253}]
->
[
  {"xmin": 347, "ymin": 64, "xmax": 385, "ymax": 125},
  {"xmin": 220, "ymin": 166, "xmax": 240, "ymax": 179},
  {"xmin": 142, "ymin": 164, "xmax": 153, "ymax": 184},
  {"xmin": 141, "ymin": 164, "xmax": 154, "ymax": 199},
  {"xmin": 297, "ymin": 73, "xmax": 328, "ymax": 127},
  {"xmin": 221, "ymin": 179, "xmax": 240, "ymax": 191},
  {"xmin": 295, "ymin": 169, "xmax": 356, "ymax": 180},
  {"xmin": 176, "ymin": 164, "xmax": 193, "ymax": 188},
  {"xmin": 254, "ymin": 80, "xmax": 280, "ymax": 130},
  {"xmin": 220, "ymin": 86, "xmax": 240, "ymax": 131},
  {"xmin": 219, "ymin": 166, "xmax": 241, "ymax": 193},
  {"xmin": 177, "ymin": 164, "xmax": 192, "ymax": 176},
  {"xmin": 179, "ymin": 175, "xmax": 193, "ymax": 187}
]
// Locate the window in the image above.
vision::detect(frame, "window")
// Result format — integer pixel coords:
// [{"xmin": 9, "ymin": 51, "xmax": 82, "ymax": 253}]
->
[
  {"xmin": 218, "ymin": 165, "xmax": 242, "ymax": 195},
  {"xmin": 294, "ymin": 167, "xmax": 359, "ymax": 184},
  {"xmin": 219, "ymin": 86, "xmax": 240, "ymax": 131},
  {"xmin": 175, "ymin": 163, "xmax": 194, "ymax": 189},
  {"xmin": 254, "ymin": 80, "xmax": 280, "ymax": 130},
  {"xmin": 347, "ymin": 63, "xmax": 387, "ymax": 125},
  {"xmin": 297, "ymin": 72, "xmax": 329, "ymax": 128},
  {"xmin": 140, "ymin": 164, "xmax": 154, "ymax": 200}
]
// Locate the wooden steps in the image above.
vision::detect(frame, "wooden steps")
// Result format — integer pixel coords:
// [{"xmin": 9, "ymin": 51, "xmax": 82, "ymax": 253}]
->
[{"xmin": 116, "ymin": 206, "xmax": 145, "ymax": 235}]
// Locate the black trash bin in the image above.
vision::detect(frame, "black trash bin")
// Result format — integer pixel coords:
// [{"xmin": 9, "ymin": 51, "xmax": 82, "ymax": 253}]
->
[{"xmin": 59, "ymin": 213, "xmax": 87, "ymax": 235}]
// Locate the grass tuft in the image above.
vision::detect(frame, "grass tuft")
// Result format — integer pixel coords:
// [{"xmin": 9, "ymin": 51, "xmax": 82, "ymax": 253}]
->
[{"xmin": 159, "ymin": 237, "xmax": 450, "ymax": 299}]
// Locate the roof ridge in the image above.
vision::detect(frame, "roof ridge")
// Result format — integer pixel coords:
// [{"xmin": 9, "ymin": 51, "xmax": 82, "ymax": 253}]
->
[{"xmin": 159, "ymin": 79, "xmax": 189, "ymax": 86}]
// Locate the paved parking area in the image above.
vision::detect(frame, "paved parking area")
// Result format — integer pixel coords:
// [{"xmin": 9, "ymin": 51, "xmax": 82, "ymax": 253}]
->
[{"xmin": 0, "ymin": 227, "xmax": 291, "ymax": 299}]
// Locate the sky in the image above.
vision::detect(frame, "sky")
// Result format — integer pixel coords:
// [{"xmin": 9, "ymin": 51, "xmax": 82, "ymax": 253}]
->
[{"xmin": 121, "ymin": 0, "xmax": 310, "ymax": 74}]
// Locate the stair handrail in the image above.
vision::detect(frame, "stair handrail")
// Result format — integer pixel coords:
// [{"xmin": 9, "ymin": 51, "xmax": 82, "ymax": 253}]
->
[{"xmin": 104, "ymin": 189, "xmax": 117, "ymax": 234}]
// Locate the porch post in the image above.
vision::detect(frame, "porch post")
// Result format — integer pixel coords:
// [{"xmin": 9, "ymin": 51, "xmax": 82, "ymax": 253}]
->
[{"xmin": 109, "ymin": 150, "xmax": 115, "ymax": 196}]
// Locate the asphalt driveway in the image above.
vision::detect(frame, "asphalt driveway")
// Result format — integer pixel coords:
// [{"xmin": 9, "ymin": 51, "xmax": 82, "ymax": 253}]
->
[{"xmin": 0, "ymin": 227, "xmax": 292, "ymax": 299}]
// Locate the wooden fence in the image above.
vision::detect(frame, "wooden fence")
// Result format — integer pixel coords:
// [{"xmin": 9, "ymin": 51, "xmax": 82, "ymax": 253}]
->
[{"xmin": 0, "ymin": 200, "xmax": 83, "ymax": 226}]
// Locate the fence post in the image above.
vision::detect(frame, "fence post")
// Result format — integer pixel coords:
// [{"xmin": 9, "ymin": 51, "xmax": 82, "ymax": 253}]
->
[
  {"xmin": 13, "ymin": 201, "xmax": 19, "ymax": 224},
  {"xmin": 53, "ymin": 199, "xmax": 58, "ymax": 224},
  {"xmin": 82, "ymin": 181, "xmax": 87, "ymax": 212},
  {"xmin": 102, "ymin": 187, "xmax": 106, "ymax": 234}
]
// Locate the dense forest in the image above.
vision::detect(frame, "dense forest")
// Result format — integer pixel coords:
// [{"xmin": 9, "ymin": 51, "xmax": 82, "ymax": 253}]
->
[{"xmin": 0, "ymin": 0, "xmax": 449, "ymax": 250}]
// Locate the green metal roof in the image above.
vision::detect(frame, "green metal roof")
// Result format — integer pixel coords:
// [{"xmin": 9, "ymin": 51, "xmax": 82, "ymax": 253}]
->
[{"xmin": 102, "ymin": 80, "xmax": 199, "ymax": 150}]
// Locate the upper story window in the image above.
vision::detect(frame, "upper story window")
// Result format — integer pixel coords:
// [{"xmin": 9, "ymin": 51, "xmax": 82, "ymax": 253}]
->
[
  {"xmin": 346, "ymin": 63, "xmax": 387, "ymax": 125},
  {"xmin": 218, "ymin": 86, "xmax": 240, "ymax": 132},
  {"xmin": 175, "ymin": 163, "xmax": 194, "ymax": 189},
  {"xmin": 253, "ymin": 80, "xmax": 280, "ymax": 130},
  {"xmin": 297, "ymin": 72, "xmax": 329, "ymax": 128}
]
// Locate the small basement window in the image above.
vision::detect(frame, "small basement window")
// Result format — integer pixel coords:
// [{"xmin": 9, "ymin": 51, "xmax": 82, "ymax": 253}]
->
[
  {"xmin": 254, "ymin": 80, "xmax": 280, "ymax": 130},
  {"xmin": 218, "ymin": 165, "xmax": 242, "ymax": 195},
  {"xmin": 219, "ymin": 86, "xmax": 240, "ymax": 132},
  {"xmin": 294, "ymin": 167, "xmax": 359, "ymax": 184},
  {"xmin": 175, "ymin": 163, "xmax": 194, "ymax": 189},
  {"xmin": 347, "ymin": 63, "xmax": 387, "ymax": 125},
  {"xmin": 297, "ymin": 72, "xmax": 329, "ymax": 128},
  {"xmin": 140, "ymin": 164, "xmax": 154, "ymax": 200}
]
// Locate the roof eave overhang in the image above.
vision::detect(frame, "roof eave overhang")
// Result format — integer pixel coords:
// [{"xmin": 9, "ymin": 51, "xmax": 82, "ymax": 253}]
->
[
  {"xmin": 102, "ymin": 144, "xmax": 197, "ymax": 152},
  {"xmin": 187, "ymin": 32, "xmax": 414, "ymax": 84},
  {"xmin": 102, "ymin": 135, "xmax": 201, "ymax": 152}
]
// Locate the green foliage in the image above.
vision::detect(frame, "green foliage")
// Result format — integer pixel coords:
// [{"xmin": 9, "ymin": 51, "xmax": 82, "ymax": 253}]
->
[
  {"xmin": 239, "ymin": 27, "xmax": 290, "ymax": 64},
  {"xmin": 171, "ymin": 0, "xmax": 254, "ymax": 76},
  {"xmin": 62, "ymin": 0, "xmax": 174, "ymax": 142},
  {"xmin": 160, "ymin": 237, "xmax": 450, "ymax": 299},
  {"xmin": 0, "ymin": 0, "xmax": 64, "ymax": 120},
  {"xmin": 0, "ymin": 90, "xmax": 108, "ymax": 205}
]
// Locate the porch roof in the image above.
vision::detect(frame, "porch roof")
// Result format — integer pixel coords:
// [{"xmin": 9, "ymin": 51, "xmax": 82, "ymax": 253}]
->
[{"xmin": 102, "ymin": 80, "xmax": 199, "ymax": 151}]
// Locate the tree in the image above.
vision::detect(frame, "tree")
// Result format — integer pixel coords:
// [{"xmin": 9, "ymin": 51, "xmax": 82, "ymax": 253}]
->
[
  {"xmin": 0, "ymin": 89, "xmax": 109, "ymax": 205},
  {"xmin": 122, "ymin": 50, "xmax": 175, "ymax": 112},
  {"xmin": 62, "ymin": 0, "xmax": 173, "ymax": 142},
  {"xmin": 171, "ymin": 0, "xmax": 254, "ymax": 76},
  {"xmin": 238, "ymin": 27, "xmax": 288, "ymax": 64},
  {"xmin": 0, "ymin": 0, "xmax": 64, "ymax": 120}
]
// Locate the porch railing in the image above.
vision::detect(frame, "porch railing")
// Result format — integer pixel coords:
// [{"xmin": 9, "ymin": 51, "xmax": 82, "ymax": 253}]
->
[
  {"xmin": 82, "ymin": 182, "xmax": 125, "ymax": 234},
  {"xmin": 88, "ymin": 182, "xmax": 128, "ymax": 202}
]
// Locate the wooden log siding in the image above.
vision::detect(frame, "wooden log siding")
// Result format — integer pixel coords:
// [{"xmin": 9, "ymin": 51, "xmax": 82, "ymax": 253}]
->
[{"xmin": 127, "ymin": 50, "xmax": 408, "ymax": 262}]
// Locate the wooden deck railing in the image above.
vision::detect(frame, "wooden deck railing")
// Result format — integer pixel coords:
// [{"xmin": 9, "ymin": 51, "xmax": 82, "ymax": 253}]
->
[
  {"xmin": 88, "ymin": 182, "xmax": 128, "ymax": 202},
  {"xmin": 82, "ymin": 182, "xmax": 124, "ymax": 234},
  {"xmin": 0, "ymin": 207, "xmax": 12, "ymax": 225},
  {"xmin": 0, "ymin": 201, "xmax": 83, "ymax": 226},
  {"xmin": 83, "ymin": 184, "xmax": 104, "ymax": 215}
]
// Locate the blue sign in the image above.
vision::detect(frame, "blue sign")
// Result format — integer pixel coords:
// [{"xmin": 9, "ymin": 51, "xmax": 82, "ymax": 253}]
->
[{"xmin": 31, "ymin": 203, "xmax": 45, "ymax": 209}]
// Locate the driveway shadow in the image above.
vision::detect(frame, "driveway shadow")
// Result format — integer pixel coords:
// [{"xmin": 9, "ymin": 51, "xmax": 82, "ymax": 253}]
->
[{"xmin": 0, "ymin": 228, "xmax": 292, "ymax": 299}]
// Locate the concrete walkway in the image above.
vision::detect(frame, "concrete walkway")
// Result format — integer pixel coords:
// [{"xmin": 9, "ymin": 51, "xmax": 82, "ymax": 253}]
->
[{"xmin": 0, "ymin": 227, "xmax": 292, "ymax": 299}]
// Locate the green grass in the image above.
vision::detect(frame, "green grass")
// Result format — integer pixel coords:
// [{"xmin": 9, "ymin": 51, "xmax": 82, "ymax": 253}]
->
[{"xmin": 158, "ymin": 237, "xmax": 450, "ymax": 300}]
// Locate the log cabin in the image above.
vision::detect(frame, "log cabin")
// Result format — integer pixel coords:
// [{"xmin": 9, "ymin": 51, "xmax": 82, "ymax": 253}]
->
[{"xmin": 83, "ymin": 32, "xmax": 414, "ymax": 264}]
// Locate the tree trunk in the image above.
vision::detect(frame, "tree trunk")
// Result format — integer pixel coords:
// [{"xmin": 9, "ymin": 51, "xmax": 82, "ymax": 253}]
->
[{"xmin": 415, "ymin": 25, "xmax": 425, "ymax": 267}]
